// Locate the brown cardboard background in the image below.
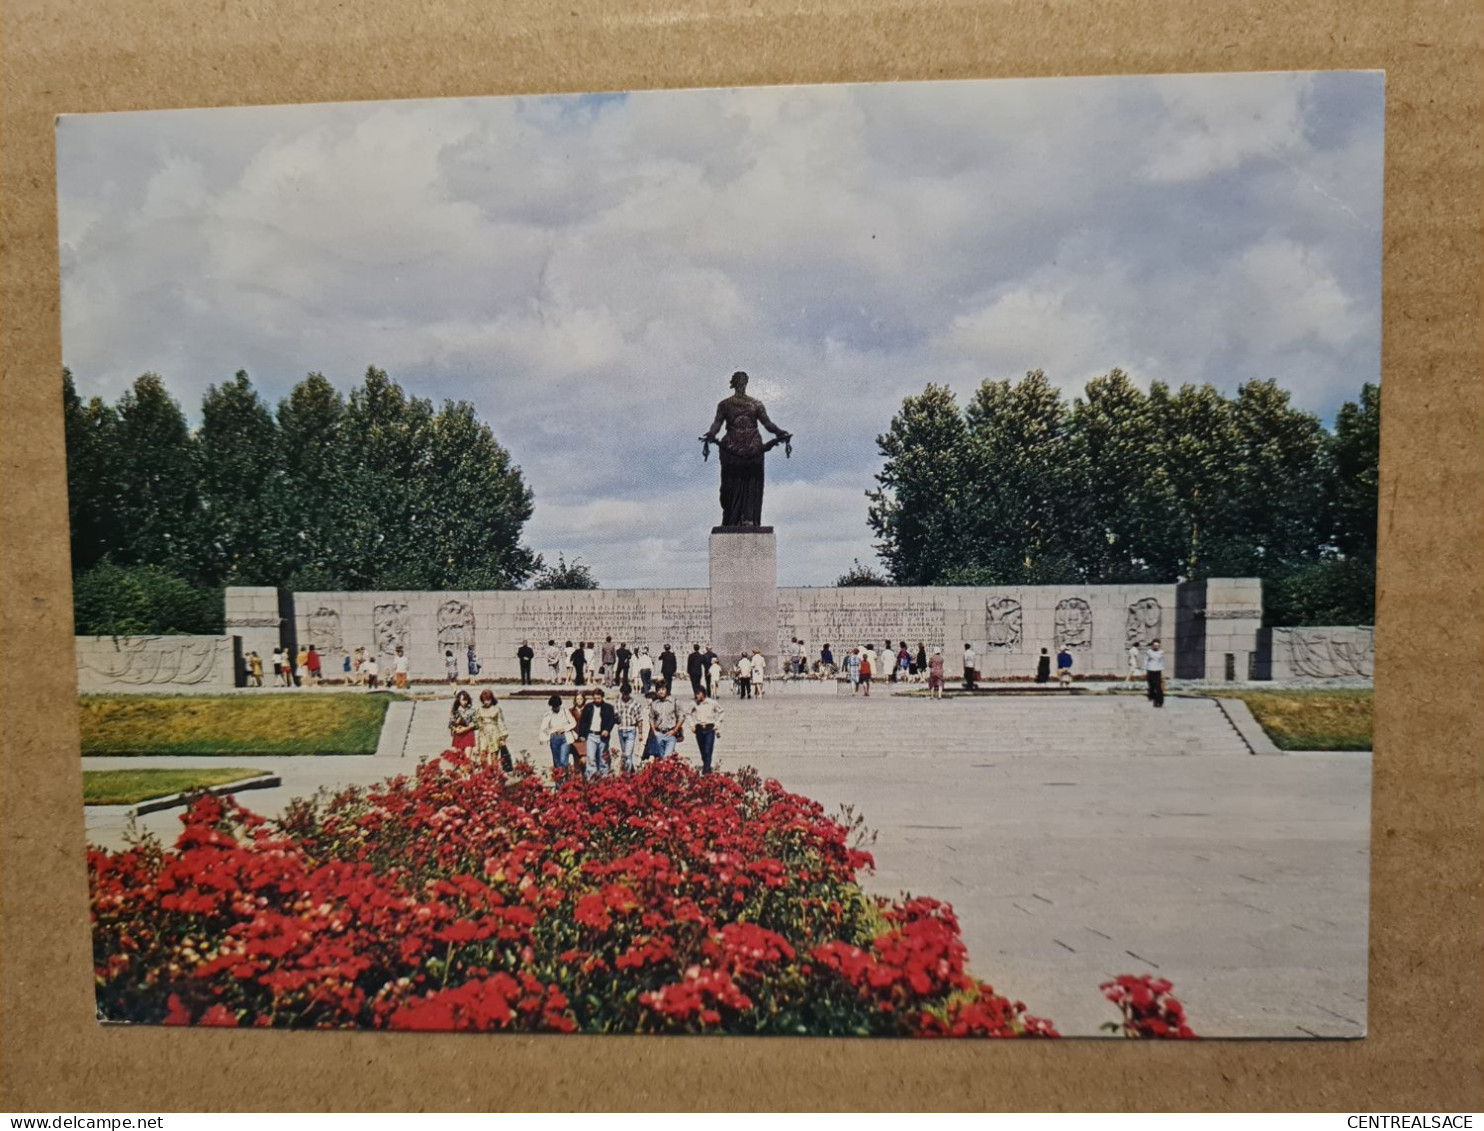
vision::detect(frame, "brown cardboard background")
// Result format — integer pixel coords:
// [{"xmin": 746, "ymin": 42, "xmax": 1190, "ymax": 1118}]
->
[{"xmin": 1, "ymin": 0, "xmax": 1480, "ymax": 1111}]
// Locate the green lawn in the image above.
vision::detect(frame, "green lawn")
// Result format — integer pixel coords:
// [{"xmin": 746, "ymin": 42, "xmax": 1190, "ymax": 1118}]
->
[
  {"xmin": 1219, "ymin": 688, "xmax": 1373, "ymax": 751},
  {"xmin": 80, "ymin": 694, "xmax": 390, "ymax": 756},
  {"xmin": 83, "ymin": 767, "xmax": 264, "ymax": 806}
]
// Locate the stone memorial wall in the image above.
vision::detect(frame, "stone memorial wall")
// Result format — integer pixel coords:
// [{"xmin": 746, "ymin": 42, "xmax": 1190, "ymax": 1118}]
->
[
  {"xmin": 1265, "ymin": 625, "xmax": 1375, "ymax": 681},
  {"xmin": 75, "ymin": 634, "xmax": 238, "ymax": 693},
  {"xmin": 217, "ymin": 574, "xmax": 1281, "ymax": 684}
]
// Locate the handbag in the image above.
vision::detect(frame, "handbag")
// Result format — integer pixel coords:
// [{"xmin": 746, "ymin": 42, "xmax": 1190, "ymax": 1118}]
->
[{"xmin": 499, "ymin": 744, "xmax": 513, "ymax": 772}]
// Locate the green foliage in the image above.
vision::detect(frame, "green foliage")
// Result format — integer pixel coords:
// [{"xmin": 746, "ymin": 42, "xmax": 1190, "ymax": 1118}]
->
[
  {"xmin": 83, "ymin": 767, "xmax": 263, "ymax": 806},
  {"xmin": 64, "ymin": 367, "xmax": 540, "ymax": 628},
  {"xmin": 79, "ymin": 694, "xmax": 390, "ymax": 756},
  {"xmin": 531, "ymin": 553, "xmax": 599, "ymax": 590},
  {"xmin": 1218, "ymin": 689, "xmax": 1372, "ymax": 751},
  {"xmin": 835, "ymin": 558, "xmax": 889, "ymax": 587},
  {"xmin": 867, "ymin": 374, "xmax": 1377, "ymax": 624},
  {"xmin": 72, "ymin": 562, "xmax": 223, "ymax": 636}
]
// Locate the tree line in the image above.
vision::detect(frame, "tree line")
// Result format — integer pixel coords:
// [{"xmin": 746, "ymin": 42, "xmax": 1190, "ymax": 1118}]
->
[
  {"xmin": 63, "ymin": 367, "xmax": 590, "ymax": 635},
  {"xmin": 860, "ymin": 371, "xmax": 1378, "ymax": 626}
]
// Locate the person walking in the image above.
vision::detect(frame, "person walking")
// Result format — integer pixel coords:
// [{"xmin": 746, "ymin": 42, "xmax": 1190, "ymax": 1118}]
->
[
  {"xmin": 466, "ymin": 644, "xmax": 481, "ymax": 684},
  {"xmin": 736, "ymin": 653, "xmax": 753, "ymax": 699},
  {"xmin": 659, "ymin": 645, "xmax": 678, "ymax": 694},
  {"xmin": 352, "ymin": 646, "xmax": 366, "ymax": 686},
  {"xmin": 615, "ymin": 641, "xmax": 632, "ymax": 688},
  {"xmin": 248, "ymin": 651, "xmax": 263, "ymax": 687},
  {"xmin": 306, "ymin": 646, "xmax": 323, "ymax": 686},
  {"xmin": 648, "ymin": 683, "xmax": 685, "ymax": 760},
  {"xmin": 820, "ymin": 643, "xmax": 835, "ymax": 674},
  {"xmin": 636, "ymin": 646, "xmax": 654, "ymax": 694},
  {"xmin": 615, "ymin": 684, "xmax": 645, "ymax": 772},
  {"xmin": 474, "ymin": 689, "xmax": 510, "ymax": 771},
  {"xmin": 270, "ymin": 647, "xmax": 284, "ymax": 686},
  {"xmin": 962, "ymin": 642, "xmax": 977, "ymax": 691},
  {"xmin": 363, "ymin": 654, "xmax": 380, "ymax": 689},
  {"xmin": 545, "ymin": 639, "xmax": 562, "ymax": 683},
  {"xmin": 927, "ymin": 647, "xmax": 945, "ymax": 699},
  {"xmin": 517, "ymin": 640, "xmax": 535, "ymax": 685},
  {"xmin": 538, "ymin": 694, "xmax": 576, "ymax": 771},
  {"xmin": 341, "ymin": 651, "xmax": 353, "ymax": 684},
  {"xmin": 444, "ymin": 649, "xmax": 459, "ymax": 688},
  {"xmin": 563, "ymin": 641, "xmax": 577, "ymax": 684},
  {"xmin": 294, "ymin": 646, "xmax": 309, "ymax": 687},
  {"xmin": 882, "ymin": 640, "xmax": 896, "ymax": 683},
  {"xmin": 845, "ymin": 647, "xmax": 862, "ymax": 694},
  {"xmin": 859, "ymin": 650, "xmax": 873, "ymax": 697},
  {"xmin": 1145, "ymin": 640, "xmax": 1166, "ymax": 708},
  {"xmin": 393, "ymin": 645, "xmax": 410, "ymax": 690},
  {"xmin": 448, "ymin": 690, "xmax": 477, "ymax": 755},
  {"xmin": 1057, "ymin": 646, "xmax": 1074, "ymax": 688},
  {"xmin": 690, "ymin": 688, "xmax": 723, "ymax": 774},
  {"xmin": 897, "ymin": 641, "xmax": 911, "ymax": 683},
  {"xmin": 1035, "ymin": 647, "xmax": 1051, "ymax": 683},
  {"xmin": 708, "ymin": 654, "xmax": 722, "ymax": 699},
  {"xmin": 571, "ymin": 643, "xmax": 587, "ymax": 686},
  {"xmin": 700, "ymin": 643, "xmax": 718, "ymax": 694},
  {"xmin": 601, "ymin": 637, "xmax": 617, "ymax": 685},
  {"xmin": 915, "ymin": 642, "xmax": 928, "ymax": 682},
  {"xmin": 578, "ymin": 688, "xmax": 618, "ymax": 779},
  {"xmin": 749, "ymin": 649, "xmax": 767, "ymax": 697},
  {"xmin": 687, "ymin": 643, "xmax": 706, "ymax": 698}
]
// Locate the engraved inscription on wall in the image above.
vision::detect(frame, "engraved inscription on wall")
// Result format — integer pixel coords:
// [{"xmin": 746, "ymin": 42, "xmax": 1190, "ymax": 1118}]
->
[
  {"xmin": 779, "ymin": 597, "xmax": 945, "ymax": 655},
  {"xmin": 1124, "ymin": 598, "xmax": 1162, "ymax": 650},
  {"xmin": 1054, "ymin": 597, "xmax": 1093, "ymax": 651},
  {"xmin": 511, "ymin": 598, "xmax": 711, "ymax": 651},
  {"xmin": 985, "ymin": 597, "xmax": 1023, "ymax": 651}
]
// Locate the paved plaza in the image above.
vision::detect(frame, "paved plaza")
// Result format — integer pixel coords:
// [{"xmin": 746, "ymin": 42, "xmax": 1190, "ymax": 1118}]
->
[{"xmin": 84, "ymin": 686, "xmax": 1371, "ymax": 1039}]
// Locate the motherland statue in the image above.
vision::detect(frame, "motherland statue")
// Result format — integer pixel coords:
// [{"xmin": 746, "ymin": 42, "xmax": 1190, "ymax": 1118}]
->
[{"xmin": 699, "ymin": 370, "xmax": 793, "ymax": 528}]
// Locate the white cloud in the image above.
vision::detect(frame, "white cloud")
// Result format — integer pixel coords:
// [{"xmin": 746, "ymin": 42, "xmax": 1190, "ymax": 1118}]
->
[{"xmin": 56, "ymin": 73, "xmax": 1383, "ymax": 585}]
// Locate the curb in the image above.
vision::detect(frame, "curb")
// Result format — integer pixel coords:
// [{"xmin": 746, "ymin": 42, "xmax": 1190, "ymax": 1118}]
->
[
  {"xmin": 129, "ymin": 772, "xmax": 282, "ymax": 816},
  {"xmin": 1214, "ymin": 698, "xmax": 1284, "ymax": 755}
]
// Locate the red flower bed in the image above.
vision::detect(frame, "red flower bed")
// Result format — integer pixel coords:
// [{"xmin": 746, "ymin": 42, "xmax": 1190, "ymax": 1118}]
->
[{"xmin": 90, "ymin": 755, "xmax": 1188, "ymax": 1037}]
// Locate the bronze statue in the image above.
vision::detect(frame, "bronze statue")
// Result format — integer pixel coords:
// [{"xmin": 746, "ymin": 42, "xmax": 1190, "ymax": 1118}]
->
[{"xmin": 700, "ymin": 371, "xmax": 792, "ymax": 527}]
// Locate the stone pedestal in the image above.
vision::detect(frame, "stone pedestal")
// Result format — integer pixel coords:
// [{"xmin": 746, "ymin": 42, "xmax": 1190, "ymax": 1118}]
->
[
  {"xmin": 224, "ymin": 586, "xmax": 285, "ymax": 686},
  {"xmin": 709, "ymin": 527, "xmax": 779, "ymax": 671}
]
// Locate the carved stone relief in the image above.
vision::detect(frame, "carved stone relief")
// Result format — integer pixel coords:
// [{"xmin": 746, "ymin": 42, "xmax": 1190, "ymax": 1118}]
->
[
  {"xmin": 984, "ymin": 598, "xmax": 1023, "ymax": 650},
  {"xmin": 77, "ymin": 636, "xmax": 222, "ymax": 686},
  {"xmin": 373, "ymin": 602, "xmax": 410, "ymax": 659},
  {"xmin": 1277, "ymin": 627, "xmax": 1374, "ymax": 679},
  {"xmin": 308, "ymin": 606, "xmax": 343, "ymax": 654},
  {"xmin": 1054, "ymin": 597, "xmax": 1093, "ymax": 651},
  {"xmin": 1125, "ymin": 598, "xmax": 1162, "ymax": 649},
  {"xmin": 437, "ymin": 600, "xmax": 477, "ymax": 654}
]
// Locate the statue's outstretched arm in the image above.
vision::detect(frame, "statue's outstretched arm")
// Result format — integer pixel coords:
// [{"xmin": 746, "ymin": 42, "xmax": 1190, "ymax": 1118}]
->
[
  {"xmin": 703, "ymin": 403, "xmax": 727, "ymax": 441},
  {"xmin": 756, "ymin": 404, "xmax": 791, "ymax": 440}
]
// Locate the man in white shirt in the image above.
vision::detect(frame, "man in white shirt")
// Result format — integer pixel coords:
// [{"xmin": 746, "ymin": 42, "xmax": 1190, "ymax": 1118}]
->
[
  {"xmin": 963, "ymin": 642, "xmax": 978, "ymax": 690},
  {"xmin": 393, "ymin": 645, "xmax": 410, "ymax": 690},
  {"xmin": 1144, "ymin": 640, "xmax": 1166, "ymax": 708},
  {"xmin": 545, "ymin": 640, "xmax": 562, "ymax": 683},
  {"xmin": 689, "ymin": 689, "xmax": 723, "ymax": 774},
  {"xmin": 636, "ymin": 647, "xmax": 654, "ymax": 694}
]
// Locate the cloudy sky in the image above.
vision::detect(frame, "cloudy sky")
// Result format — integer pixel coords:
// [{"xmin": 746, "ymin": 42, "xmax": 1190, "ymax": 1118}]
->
[{"xmin": 57, "ymin": 71, "xmax": 1384, "ymax": 588}]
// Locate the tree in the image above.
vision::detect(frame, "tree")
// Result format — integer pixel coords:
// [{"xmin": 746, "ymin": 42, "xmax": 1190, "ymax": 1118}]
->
[
  {"xmin": 1329, "ymin": 382, "xmax": 1380, "ymax": 559},
  {"xmin": 62, "ymin": 369, "xmax": 124, "ymax": 573},
  {"xmin": 111, "ymin": 374, "xmax": 200, "ymax": 572},
  {"xmin": 531, "ymin": 553, "xmax": 598, "ymax": 590},
  {"xmin": 835, "ymin": 558, "xmax": 889, "ymax": 586},
  {"xmin": 867, "ymin": 384, "xmax": 970, "ymax": 585},
  {"xmin": 194, "ymin": 371, "xmax": 283, "ymax": 585}
]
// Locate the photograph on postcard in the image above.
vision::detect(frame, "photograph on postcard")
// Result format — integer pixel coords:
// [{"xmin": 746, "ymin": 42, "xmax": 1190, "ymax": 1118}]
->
[{"xmin": 60, "ymin": 71, "xmax": 1381, "ymax": 1038}]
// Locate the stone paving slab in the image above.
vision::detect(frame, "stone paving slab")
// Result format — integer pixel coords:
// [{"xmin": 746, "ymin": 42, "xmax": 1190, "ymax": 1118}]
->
[{"xmin": 82, "ymin": 692, "xmax": 1370, "ymax": 1038}]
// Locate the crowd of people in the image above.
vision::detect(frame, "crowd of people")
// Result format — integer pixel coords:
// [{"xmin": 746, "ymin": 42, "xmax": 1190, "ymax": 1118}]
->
[
  {"xmin": 529, "ymin": 680, "xmax": 724, "ymax": 778},
  {"xmin": 246, "ymin": 631, "xmax": 1168, "ymax": 710}
]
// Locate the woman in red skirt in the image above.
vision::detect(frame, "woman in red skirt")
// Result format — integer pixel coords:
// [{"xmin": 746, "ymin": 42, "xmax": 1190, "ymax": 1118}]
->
[{"xmin": 449, "ymin": 690, "xmax": 477, "ymax": 753}]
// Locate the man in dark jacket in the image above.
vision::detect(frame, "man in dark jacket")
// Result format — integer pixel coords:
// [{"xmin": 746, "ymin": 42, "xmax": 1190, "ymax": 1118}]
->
[
  {"xmin": 577, "ymin": 688, "xmax": 618, "ymax": 778},
  {"xmin": 686, "ymin": 643, "xmax": 706, "ymax": 697},
  {"xmin": 699, "ymin": 643, "xmax": 718, "ymax": 694},
  {"xmin": 659, "ymin": 645, "xmax": 678, "ymax": 693},
  {"xmin": 516, "ymin": 640, "xmax": 535, "ymax": 684},
  {"xmin": 615, "ymin": 641, "xmax": 632, "ymax": 688}
]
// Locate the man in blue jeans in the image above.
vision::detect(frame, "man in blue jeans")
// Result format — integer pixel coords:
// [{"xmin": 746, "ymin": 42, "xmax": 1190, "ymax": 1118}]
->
[
  {"xmin": 648, "ymin": 683, "xmax": 684, "ymax": 760},
  {"xmin": 689, "ymin": 688, "xmax": 723, "ymax": 774},
  {"xmin": 577, "ymin": 687, "xmax": 618, "ymax": 778},
  {"xmin": 615, "ymin": 684, "xmax": 645, "ymax": 772}
]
